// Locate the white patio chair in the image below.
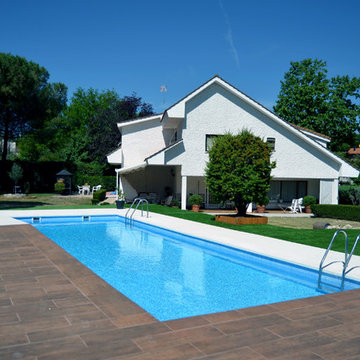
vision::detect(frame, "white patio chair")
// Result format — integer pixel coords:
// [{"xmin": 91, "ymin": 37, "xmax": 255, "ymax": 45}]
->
[
  {"xmin": 297, "ymin": 198, "xmax": 303, "ymax": 213},
  {"xmin": 92, "ymin": 185, "xmax": 102, "ymax": 194},
  {"xmin": 287, "ymin": 199, "xmax": 299, "ymax": 214},
  {"xmin": 77, "ymin": 185, "xmax": 83, "ymax": 194}
]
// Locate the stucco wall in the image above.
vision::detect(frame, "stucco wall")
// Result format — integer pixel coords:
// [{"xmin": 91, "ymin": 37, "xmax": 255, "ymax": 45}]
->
[
  {"xmin": 121, "ymin": 118, "xmax": 165, "ymax": 168},
  {"xmin": 178, "ymin": 83, "xmax": 340, "ymax": 179}
]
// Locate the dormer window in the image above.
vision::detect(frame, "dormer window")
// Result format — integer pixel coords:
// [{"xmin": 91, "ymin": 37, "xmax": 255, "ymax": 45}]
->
[{"xmin": 267, "ymin": 137, "xmax": 275, "ymax": 151}]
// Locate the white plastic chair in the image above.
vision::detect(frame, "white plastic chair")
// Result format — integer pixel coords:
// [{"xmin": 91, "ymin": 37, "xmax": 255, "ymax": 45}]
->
[
  {"xmin": 77, "ymin": 185, "xmax": 83, "ymax": 194},
  {"xmin": 92, "ymin": 185, "xmax": 102, "ymax": 194},
  {"xmin": 287, "ymin": 199, "xmax": 299, "ymax": 213}
]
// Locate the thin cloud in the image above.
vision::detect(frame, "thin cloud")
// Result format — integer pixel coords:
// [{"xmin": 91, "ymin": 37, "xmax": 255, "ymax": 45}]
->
[{"xmin": 219, "ymin": 0, "xmax": 240, "ymax": 68}]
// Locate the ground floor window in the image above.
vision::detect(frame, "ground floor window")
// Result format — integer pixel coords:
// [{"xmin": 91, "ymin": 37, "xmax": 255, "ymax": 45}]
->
[{"xmin": 269, "ymin": 181, "xmax": 307, "ymax": 202}]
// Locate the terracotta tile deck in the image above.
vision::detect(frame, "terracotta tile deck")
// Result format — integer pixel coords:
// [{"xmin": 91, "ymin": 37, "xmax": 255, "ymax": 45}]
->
[{"xmin": 1, "ymin": 224, "xmax": 360, "ymax": 359}]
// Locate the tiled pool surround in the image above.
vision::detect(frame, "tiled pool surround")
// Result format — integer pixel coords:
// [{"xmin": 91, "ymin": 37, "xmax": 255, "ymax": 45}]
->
[
  {"xmin": 1, "ymin": 209, "xmax": 360, "ymax": 359},
  {"xmin": 1, "ymin": 224, "xmax": 360, "ymax": 359}
]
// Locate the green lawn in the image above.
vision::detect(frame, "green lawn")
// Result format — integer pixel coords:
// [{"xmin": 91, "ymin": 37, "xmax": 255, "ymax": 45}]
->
[
  {"xmin": 1, "ymin": 194, "xmax": 359, "ymax": 255},
  {"xmin": 146, "ymin": 205, "xmax": 360, "ymax": 255}
]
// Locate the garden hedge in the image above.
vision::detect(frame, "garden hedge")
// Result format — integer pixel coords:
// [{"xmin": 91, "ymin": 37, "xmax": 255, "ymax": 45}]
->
[
  {"xmin": 92, "ymin": 189, "xmax": 107, "ymax": 204},
  {"xmin": 311, "ymin": 204, "xmax": 360, "ymax": 222}
]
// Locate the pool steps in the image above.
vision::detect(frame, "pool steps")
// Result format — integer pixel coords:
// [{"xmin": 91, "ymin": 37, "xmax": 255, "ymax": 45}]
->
[{"xmin": 318, "ymin": 229, "xmax": 360, "ymax": 291}]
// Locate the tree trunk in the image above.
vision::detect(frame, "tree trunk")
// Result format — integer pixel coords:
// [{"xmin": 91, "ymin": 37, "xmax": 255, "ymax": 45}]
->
[
  {"xmin": 234, "ymin": 198, "xmax": 248, "ymax": 217},
  {"xmin": 1, "ymin": 119, "xmax": 9, "ymax": 162}
]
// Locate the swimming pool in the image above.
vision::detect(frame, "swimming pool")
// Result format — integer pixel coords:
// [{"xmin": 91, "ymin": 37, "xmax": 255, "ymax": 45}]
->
[{"xmin": 18, "ymin": 215, "xmax": 360, "ymax": 321}]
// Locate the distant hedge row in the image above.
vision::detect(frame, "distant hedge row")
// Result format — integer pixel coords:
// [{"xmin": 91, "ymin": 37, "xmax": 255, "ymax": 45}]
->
[{"xmin": 311, "ymin": 204, "xmax": 360, "ymax": 222}]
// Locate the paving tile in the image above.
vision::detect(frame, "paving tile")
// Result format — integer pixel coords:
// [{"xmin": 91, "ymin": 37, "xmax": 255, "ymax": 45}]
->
[
  {"xmin": 0, "ymin": 336, "xmax": 86, "ymax": 359},
  {"xmin": 0, "ymin": 311, "xmax": 19, "ymax": 325},
  {"xmin": 314, "ymin": 336, "xmax": 360, "ymax": 360},
  {"xmin": 250, "ymin": 331, "xmax": 335, "ymax": 359},
  {"xmin": 111, "ymin": 312, "xmax": 157, "ymax": 328},
  {"xmin": 164, "ymin": 316, "xmax": 210, "ymax": 330},
  {"xmin": 198, "ymin": 347, "xmax": 266, "ymax": 360},
  {"xmin": 191, "ymin": 328, "xmax": 279, "ymax": 355},
  {"xmin": 267, "ymin": 315, "xmax": 342, "ymax": 337},
  {"xmin": 214, "ymin": 313, "xmax": 289, "ymax": 335},
  {"xmin": 319, "ymin": 321, "xmax": 360, "ymax": 341},
  {"xmin": 238, "ymin": 304, "xmax": 277, "ymax": 317},
  {"xmin": 0, "ymin": 333, "xmax": 29, "ymax": 348},
  {"xmin": 126, "ymin": 343, "xmax": 201, "ymax": 360},
  {"xmin": 279, "ymin": 302, "xmax": 339, "ymax": 320},
  {"xmin": 202, "ymin": 310, "xmax": 247, "ymax": 324},
  {"xmin": 0, "ymin": 316, "xmax": 70, "ymax": 336},
  {"xmin": 328, "ymin": 308, "xmax": 360, "ymax": 324},
  {"xmin": 28, "ymin": 318, "xmax": 116, "ymax": 342},
  {"xmin": 133, "ymin": 325, "xmax": 223, "ymax": 352},
  {"xmin": 81, "ymin": 322, "xmax": 171, "ymax": 345}
]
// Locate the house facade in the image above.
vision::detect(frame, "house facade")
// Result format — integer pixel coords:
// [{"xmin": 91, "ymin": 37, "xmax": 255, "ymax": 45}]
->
[{"xmin": 107, "ymin": 76, "xmax": 359, "ymax": 210}]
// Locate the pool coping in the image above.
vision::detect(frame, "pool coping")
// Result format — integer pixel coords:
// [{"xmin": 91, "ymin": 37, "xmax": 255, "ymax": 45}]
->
[{"xmin": 1, "ymin": 213, "xmax": 360, "ymax": 358}]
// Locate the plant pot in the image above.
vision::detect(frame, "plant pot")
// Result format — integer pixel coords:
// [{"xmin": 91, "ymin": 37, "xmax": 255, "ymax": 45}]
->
[
  {"xmin": 256, "ymin": 205, "xmax": 266, "ymax": 213},
  {"xmin": 116, "ymin": 200, "xmax": 125, "ymax": 209},
  {"xmin": 305, "ymin": 205, "xmax": 311, "ymax": 213},
  {"xmin": 191, "ymin": 204, "xmax": 200, "ymax": 212}
]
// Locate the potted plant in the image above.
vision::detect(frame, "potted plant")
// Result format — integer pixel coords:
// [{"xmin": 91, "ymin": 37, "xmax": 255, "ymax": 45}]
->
[
  {"xmin": 303, "ymin": 195, "xmax": 316, "ymax": 213},
  {"xmin": 115, "ymin": 189, "xmax": 126, "ymax": 209},
  {"xmin": 256, "ymin": 196, "xmax": 269, "ymax": 214},
  {"xmin": 188, "ymin": 194, "xmax": 203, "ymax": 212}
]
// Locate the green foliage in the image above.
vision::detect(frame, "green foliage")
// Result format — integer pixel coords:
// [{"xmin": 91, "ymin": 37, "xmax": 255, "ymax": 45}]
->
[
  {"xmin": 18, "ymin": 89, "xmax": 153, "ymax": 166},
  {"xmin": 311, "ymin": 204, "xmax": 360, "ymax": 222},
  {"xmin": 349, "ymin": 187, "xmax": 360, "ymax": 205},
  {"xmin": 188, "ymin": 194, "xmax": 203, "ymax": 206},
  {"xmin": 0, "ymin": 52, "xmax": 67, "ymax": 161},
  {"xmin": 8, "ymin": 163, "xmax": 23, "ymax": 185},
  {"xmin": 339, "ymin": 185, "xmax": 355, "ymax": 204},
  {"xmin": 205, "ymin": 130, "xmax": 276, "ymax": 216},
  {"xmin": 273, "ymin": 58, "xmax": 360, "ymax": 151},
  {"xmin": 54, "ymin": 182, "xmax": 65, "ymax": 194},
  {"xmin": 92, "ymin": 189, "xmax": 107, "ymax": 204},
  {"xmin": 303, "ymin": 195, "xmax": 316, "ymax": 207},
  {"xmin": 171, "ymin": 199, "xmax": 180, "ymax": 208},
  {"xmin": 74, "ymin": 175, "xmax": 115, "ymax": 191}
]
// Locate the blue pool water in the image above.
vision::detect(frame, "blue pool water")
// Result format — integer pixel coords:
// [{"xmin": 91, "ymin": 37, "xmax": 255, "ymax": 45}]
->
[{"xmin": 18, "ymin": 215, "xmax": 360, "ymax": 321}]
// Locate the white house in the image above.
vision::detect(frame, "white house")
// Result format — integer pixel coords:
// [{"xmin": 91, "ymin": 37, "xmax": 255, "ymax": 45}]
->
[{"xmin": 107, "ymin": 75, "xmax": 359, "ymax": 210}]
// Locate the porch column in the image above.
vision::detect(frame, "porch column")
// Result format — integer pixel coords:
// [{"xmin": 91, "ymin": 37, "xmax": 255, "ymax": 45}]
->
[{"xmin": 181, "ymin": 176, "xmax": 187, "ymax": 210}]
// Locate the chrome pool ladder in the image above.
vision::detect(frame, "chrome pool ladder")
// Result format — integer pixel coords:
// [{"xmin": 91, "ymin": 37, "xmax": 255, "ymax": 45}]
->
[
  {"xmin": 318, "ymin": 229, "xmax": 360, "ymax": 291},
  {"xmin": 125, "ymin": 198, "xmax": 149, "ymax": 226}
]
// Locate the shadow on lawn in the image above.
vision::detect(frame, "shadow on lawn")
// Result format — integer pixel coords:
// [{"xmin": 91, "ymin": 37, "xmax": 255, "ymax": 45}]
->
[{"xmin": 0, "ymin": 201, "xmax": 49, "ymax": 209}]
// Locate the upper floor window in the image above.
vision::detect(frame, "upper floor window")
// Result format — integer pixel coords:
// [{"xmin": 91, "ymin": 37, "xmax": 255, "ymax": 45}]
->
[
  {"xmin": 267, "ymin": 137, "xmax": 275, "ymax": 151},
  {"xmin": 206, "ymin": 135, "xmax": 219, "ymax": 152}
]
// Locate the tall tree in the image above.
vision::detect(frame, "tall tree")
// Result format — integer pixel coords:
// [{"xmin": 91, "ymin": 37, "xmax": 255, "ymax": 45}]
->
[
  {"xmin": 273, "ymin": 58, "xmax": 360, "ymax": 150},
  {"xmin": 205, "ymin": 130, "xmax": 276, "ymax": 216},
  {"xmin": 0, "ymin": 53, "xmax": 67, "ymax": 161}
]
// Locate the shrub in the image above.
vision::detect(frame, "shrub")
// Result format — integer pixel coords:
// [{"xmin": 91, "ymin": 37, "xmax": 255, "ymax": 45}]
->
[
  {"xmin": 303, "ymin": 195, "xmax": 316, "ymax": 207},
  {"xmin": 339, "ymin": 185, "xmax": 355, "ymax": 204},
  {"xmin": 75, "ymin": 175, "xmax": 115, "ymax": 191},
  {"xmin": 188, "ymin": 194, "xmax": 203, "ymax": 206},
  {"xmin": 349, "ymin": 187, "xmax": 360, "ymax": 205},
  {"xmin": 172, "ymin": 199, "xmax": 180, "ymax": 208},
  {"xmin": 54, "ymin": 181, "xmax": 66, "ymax": 194},
  {"xmin": 92, "ymin": 189, "xmax": 107, "ymax": 204},
  {"xmin": 311, "ymin": 204, "xmax": 360, "ymax": 222}
]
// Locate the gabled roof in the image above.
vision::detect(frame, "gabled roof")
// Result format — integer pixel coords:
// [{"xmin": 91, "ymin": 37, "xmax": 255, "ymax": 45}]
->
[{"xmin": 117, "ymin": 114, "xmax": 162, "ymax": 130}]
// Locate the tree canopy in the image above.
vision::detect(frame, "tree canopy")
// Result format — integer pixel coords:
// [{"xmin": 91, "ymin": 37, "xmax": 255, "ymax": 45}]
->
[
  {"xmin": 205, "ymin": 130, "xmax": 276, "ymax": 216},
  {"xmin": 17, "ymin": 87, "xmax": 154, "ymax": 175},
  {"xmin": 273, "ymin": 58, "xmax": 360, "ymax": 151},
  {"xmin": 0, "ymin": 52, "xmax": 67, "ymax": 161}
]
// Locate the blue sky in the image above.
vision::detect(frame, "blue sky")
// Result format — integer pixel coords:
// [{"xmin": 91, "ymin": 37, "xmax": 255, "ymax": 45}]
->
[{"xmin": 1, "ymin": 0, "xmax": 359, "ymax": 113}]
